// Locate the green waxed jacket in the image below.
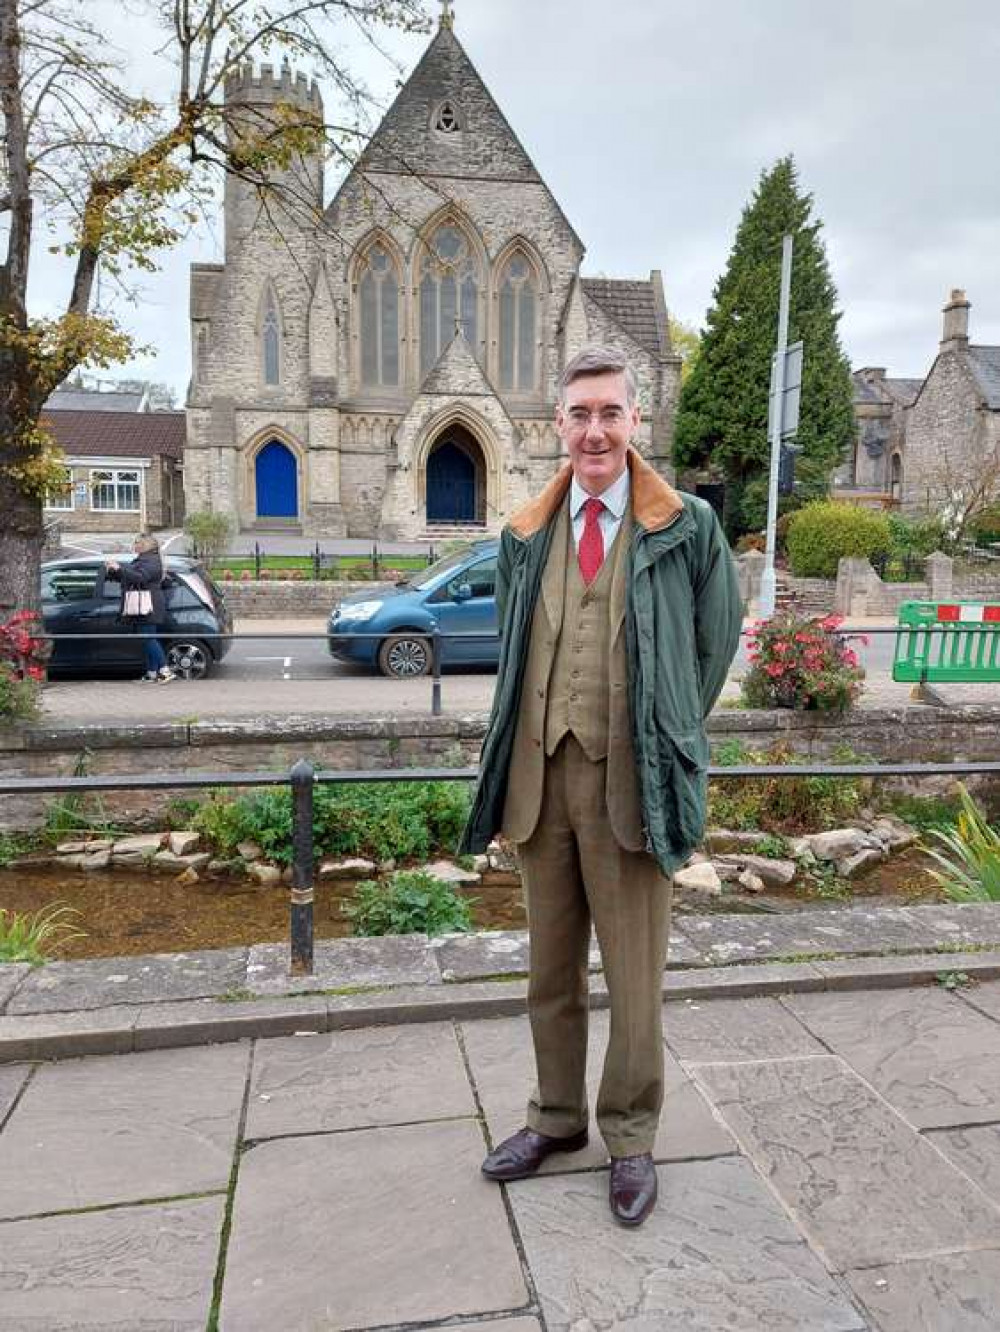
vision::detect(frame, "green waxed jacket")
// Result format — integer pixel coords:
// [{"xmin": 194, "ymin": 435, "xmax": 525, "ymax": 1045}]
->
[{"xmin": 459, "ymin": 447, "xmax": 743, "ymax": 876}]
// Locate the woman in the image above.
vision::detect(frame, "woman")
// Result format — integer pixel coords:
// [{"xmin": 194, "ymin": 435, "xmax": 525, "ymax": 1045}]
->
[{"xmin": 107, "ymin": 536, "xmax": 175, "ymax": 683}]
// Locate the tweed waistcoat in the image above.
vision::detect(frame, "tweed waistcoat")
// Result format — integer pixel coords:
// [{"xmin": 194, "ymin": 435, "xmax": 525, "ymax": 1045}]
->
[
  {"xmin": 501, "ymin": 497, "xmax": 644, "ymax": 851},
  {"xmin": 544, "ymin": 506, "xmax": 619, "ymax": 760}
]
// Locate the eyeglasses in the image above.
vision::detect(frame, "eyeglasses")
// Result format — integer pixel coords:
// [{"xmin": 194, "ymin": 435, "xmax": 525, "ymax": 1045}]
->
[{"xmin": 563, "ymin": 407, "xmax": 629, "ymax": 432}]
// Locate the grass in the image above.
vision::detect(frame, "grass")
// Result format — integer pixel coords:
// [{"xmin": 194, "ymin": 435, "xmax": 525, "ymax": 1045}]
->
[
  {"xmin": 208, "ymin": 554, "xmax": 431, "ymax": 581},
  {"xmin": 0, "ymin": 903, "xmax": 85, "ymax": 965}
]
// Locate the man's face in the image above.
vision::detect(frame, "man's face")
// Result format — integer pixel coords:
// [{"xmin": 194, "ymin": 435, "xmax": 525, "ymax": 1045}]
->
[{"xmin": 555, "ymin": 370, "xmax": 639, "ymax": 495}]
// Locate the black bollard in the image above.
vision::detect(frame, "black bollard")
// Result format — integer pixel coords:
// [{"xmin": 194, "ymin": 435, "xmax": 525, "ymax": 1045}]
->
[{"xmin": 289, "ymin": 759, "xmax": 315, "ymax": 975}]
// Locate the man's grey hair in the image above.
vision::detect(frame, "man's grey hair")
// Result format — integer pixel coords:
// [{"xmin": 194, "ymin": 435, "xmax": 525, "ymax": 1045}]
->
[
  {"xmin": 134, "ymin": 534, "xmax": 160, "ymax": 554},
  {"xmin": 557, "ymin": 346, "xmax": 638, "ymax": 407}
]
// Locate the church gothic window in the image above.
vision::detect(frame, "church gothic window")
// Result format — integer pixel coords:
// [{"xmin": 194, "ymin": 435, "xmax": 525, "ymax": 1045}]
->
[
  {"xmin": 420, "ymin": 223, "xmax": 480, "ymax": 377},
  {"xmin": 359, "ymin": 244, "xmax": 400, "ymax": 387},
  {"xmin": 262, "ymin": 288, "xmax": 281, "ymax": 386},
  {"xmin": 498, "ymin": 252, "xmax": 538, "ymax": 392}
]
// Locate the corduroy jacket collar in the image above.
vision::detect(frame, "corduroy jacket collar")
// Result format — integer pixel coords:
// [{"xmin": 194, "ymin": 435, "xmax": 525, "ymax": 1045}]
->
[{"xmin": 506, "ymin": 446, "xmax": 684, "ymax": 539}]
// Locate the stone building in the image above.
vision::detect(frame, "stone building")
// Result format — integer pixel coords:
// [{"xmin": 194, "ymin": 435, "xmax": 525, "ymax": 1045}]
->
[
  {"xmin": 838, "ymin": 290, "xmax": 1000, "ymax": 514},
  {"xmin": 185, "ymin": 13, "xmax": 680, "ymax": 538},
  {"xmin": 900, "ymin": 290, "xmax": 1000, "ymax": 514}
]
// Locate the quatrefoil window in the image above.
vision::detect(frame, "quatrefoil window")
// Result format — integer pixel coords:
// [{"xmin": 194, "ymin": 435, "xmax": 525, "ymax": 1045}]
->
[{"xmin": 433, "ymin": 101, "xmax": 461, "ymax": 134}]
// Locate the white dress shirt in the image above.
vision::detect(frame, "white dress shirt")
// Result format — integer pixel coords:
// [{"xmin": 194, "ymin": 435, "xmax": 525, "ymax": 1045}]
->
[{"xmin": 570, "ymin": 468, "xmax": 630, "ymax": 557}]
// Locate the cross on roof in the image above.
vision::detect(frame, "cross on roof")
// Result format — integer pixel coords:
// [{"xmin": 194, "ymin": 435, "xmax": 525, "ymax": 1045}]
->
[{"xmin": 439, "ymin": 0, "xmax": 454, "ymax": 30}]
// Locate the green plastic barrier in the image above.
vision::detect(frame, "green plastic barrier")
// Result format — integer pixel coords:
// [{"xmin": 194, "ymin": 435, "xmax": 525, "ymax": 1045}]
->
[{"xmin": 893, "ymin": 600, "xmax": 1000, "ymax": 684}]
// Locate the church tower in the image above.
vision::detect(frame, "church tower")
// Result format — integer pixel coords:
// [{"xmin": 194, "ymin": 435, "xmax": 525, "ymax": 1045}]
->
[{"xmin": 186, "ymin": 10, "xmax": 680, "ymax": 538}]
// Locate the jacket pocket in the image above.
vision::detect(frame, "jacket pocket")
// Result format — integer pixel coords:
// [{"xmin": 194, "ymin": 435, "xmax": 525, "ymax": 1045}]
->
[{"xmin": 661, "ymin": 726, "xmax": 709, "ymax": 849}]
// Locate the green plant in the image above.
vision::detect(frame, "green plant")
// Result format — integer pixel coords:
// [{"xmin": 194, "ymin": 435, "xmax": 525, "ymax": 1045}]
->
[
  {"xmin": 708, "ymin": 741, "xmax": 868, "ymax": 833},
  {"xmin": 192, "ymin": 779, "xmax": 471, "ymax": 866},
  {"xmin": 750, "ymin": 833, "xmax": 791, "ymax": 859},
  {"xmin": 183, "ymin": 509, "xmax": 233, "ymax": 564},
  {"xmin": 0, "ymin": 662, "xmax": 41, "ymax": 721},
  {"xmin": 0, "ymin": 832, "xmax": 33, "ymax": 867},
  {"xmin": 0, "ymin": 903, "xmax": 85, "ymax": 964},
  {"xmin": 741, "ymin": 613, "xmax": 865, "ymax": 712},
  {"xmin": 887, "ymin": 512, "xmax": 947, "ymax": 558},
  {"xmin": 923, "ymin": 785, "xmax": 1000, "ymax": 902},
  {"xmin": 344, "ymin": 870, "xmax": 474, "ymax": 937},
  {"xmin": 713, "ymin": 738, "xmax": 749, "ymax": 767},
  {"xmin": 786, "ymin": 501, "xmax": 892, "ymax": 578},
  {"xmin": 880, "ymin": 793, "xmax": 960, "ymax": 833},
  {"xmin": 968, "ymin": 501, "xmax": 1000, "ymax": 548},
  {"xmin": 936, "ymin": 970, "xmax": 974, "ymax": 991}
]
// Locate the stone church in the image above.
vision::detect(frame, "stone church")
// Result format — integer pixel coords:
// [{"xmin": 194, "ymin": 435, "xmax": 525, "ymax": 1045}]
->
[{"xmin": 185, "ymin": 11, "xmax": 680, "ymax": 538}]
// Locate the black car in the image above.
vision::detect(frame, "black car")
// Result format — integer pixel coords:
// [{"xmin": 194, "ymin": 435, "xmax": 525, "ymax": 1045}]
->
[{"xmin": 42, "ymin": 555, "xmax": 233, "ymax": 679}]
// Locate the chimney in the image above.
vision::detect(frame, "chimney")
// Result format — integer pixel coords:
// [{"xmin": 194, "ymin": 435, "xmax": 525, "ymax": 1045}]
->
[{"xmin": 941, "ymin": 289, "xmax": 970, "ymax": 349}]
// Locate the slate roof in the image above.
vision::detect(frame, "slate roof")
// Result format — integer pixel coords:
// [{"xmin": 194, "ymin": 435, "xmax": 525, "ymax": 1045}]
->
[
  {"xmin": 41, "ymin": 410, "xmax": 185, "ymax": 460},
  {"xmin": 851, "ymin": 371, "xmax": 922, "ymax": 408},
  {"xmin": 45, "ymin": 388, "xmax": 146, "ymax": 412},
  {"xmin": 581, "ymin": 279, "xmax": 667, "ymax": 358},
  {"xmin": 967, "ymin": 346, "xmax": 1000, "ymax": 409}
]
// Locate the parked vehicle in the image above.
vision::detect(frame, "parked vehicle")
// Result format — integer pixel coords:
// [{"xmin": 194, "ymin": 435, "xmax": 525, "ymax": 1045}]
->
[
  {"xmin": 327, "ymin": 541, "xmax": 500, "ymax": 677},
  {"xmin": 42, "ymin": 555, "xmax": 233, "ymax": 679}
]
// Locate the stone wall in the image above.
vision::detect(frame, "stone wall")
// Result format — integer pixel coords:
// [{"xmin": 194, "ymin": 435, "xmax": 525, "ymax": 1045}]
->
[
  {"xmin": 219, "ymin": 579, "xmax": 350, "ymax": 618},
  {"xmin": 3, "ymin": 704, "xmax": 999, "ymax": 830}
]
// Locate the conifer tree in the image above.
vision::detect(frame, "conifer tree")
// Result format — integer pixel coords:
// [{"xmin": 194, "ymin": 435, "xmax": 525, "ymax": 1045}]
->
[{"xmin": 674, "ymin": 157, "xmax": 855, "ymax": 535}]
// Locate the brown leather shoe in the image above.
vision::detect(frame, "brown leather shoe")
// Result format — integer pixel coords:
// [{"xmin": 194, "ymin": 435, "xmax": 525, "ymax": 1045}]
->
[
  {"xmin": 481, "ymin": 1126, "xmax": 589, "ymax": 1181},
  {"xmin": 609, "ymin": 1152, "xmax": 657, "ymax": 1226}
]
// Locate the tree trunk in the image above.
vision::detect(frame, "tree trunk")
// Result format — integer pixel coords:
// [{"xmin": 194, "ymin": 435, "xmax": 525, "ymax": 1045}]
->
[{"xmin": 0, "ymin": 413, "xmax": 44, "ymax": 616}]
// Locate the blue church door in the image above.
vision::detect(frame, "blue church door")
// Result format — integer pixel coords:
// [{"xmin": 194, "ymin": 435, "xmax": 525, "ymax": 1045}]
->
[
  {"xmin": 427, "ymin": 438, "xmax": 477, "ymax": 523},
  {"xmin": 255, "ymin": 440, "xmax": 298, "ymax": 518}
]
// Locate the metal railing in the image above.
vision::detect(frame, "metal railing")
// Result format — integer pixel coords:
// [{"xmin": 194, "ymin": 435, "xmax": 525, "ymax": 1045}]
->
[{"xmin": 3, "ymin": 756, "xmax": 1000, "ymax": 978}]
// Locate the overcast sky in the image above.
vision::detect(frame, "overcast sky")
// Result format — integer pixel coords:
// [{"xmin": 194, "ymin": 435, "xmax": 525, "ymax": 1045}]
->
[{"xmin": 28, "ymin": 0, "xmax": 1000, "ymax": 399}]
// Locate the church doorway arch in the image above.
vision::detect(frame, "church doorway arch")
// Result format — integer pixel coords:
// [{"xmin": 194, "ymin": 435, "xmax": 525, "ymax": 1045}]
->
[
  {"xmin": 255, "ymin": 439, "xmax": 299, "ymax": 518},
  {"xmin": 425, "ymin": 424, "xmax": 485, "ymax": 524}
]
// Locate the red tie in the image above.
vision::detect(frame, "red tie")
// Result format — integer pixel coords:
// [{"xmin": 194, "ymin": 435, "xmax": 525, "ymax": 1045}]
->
[{"xmin": 578, "ymin": 496, "xmax": 605, "ymax": 585}]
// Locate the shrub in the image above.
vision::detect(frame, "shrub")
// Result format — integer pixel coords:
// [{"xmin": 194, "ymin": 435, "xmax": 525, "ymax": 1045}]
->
[
  {"xmin": 192, "ymin": 780, "xmax": 472, "ymax": 866},
  {"xmin": 735, "ymin": 533, "xmax": 765, "ymax": 554},
  {"xmin": 741, "ymin": 613, "xmax": 865, "ymax": 712},
  {"xmin": 0, "ymin": 903, "xmax": 85, "ymax": 964},
  {"xmin": 887, "ymin": 512, "xmax": 947, "ymax": 558},
  {"xmin": 786, "ymin": 501, "xmax": 892, "ymax": 578},
  {"xmin": 0, "ymin": 610, "xmax": 49, "ymax": 721},
  {"xmin": 183, "ymin": 509, "xmax": 233, "ymax": 564},
  {"xmin": 344, "ymin": 870, "xmax": 474, "ymax": 937},
  {"xmin": 924, "ymin": 785, "xmax": 1000, "ymax": 901},
  {"xmin": 968, "ymin": 501, "xmax": 1000, "ymax": 548},
  {"xmin": 708, "ymin": 741, "xmax": 870, "ymax": 833}
]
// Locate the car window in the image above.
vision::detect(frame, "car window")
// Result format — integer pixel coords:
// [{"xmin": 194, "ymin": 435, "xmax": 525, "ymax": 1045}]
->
[
  {"xmin": 42, "ymin": 565, "xmax": 100, "ymax": 603},
  {"xmin": 458, "ymin": 557, "xmax": 497, "ymax": 598},
  {"xmin": 167, "ymin": 574, "xmax": 210, "ymax": 610}
]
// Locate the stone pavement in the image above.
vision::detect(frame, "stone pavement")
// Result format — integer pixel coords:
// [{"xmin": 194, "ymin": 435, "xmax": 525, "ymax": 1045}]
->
[{"xmin": 5, "ymin": 903, "xmax": 1000, "ymax": 1327}]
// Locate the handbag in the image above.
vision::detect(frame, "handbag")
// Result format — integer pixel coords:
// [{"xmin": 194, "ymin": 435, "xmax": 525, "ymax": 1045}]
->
[{"xmin": 123, "ymin": 588, "xmax": 154, "ymax": 618}]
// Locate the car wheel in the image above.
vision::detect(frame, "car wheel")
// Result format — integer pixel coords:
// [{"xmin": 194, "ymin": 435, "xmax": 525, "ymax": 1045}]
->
[
  {"xmin": 167, "ymin": 640, "xmax": 212, "ymax": 680},
  {"xmin": 378, "ymin": 632, "xmax": 431, "ymax": 678}
]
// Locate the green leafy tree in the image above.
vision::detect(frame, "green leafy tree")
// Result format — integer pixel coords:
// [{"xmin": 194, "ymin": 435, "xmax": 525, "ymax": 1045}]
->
[
  {"xmin": 0, "ymin": 0, "xmax": 428, "ymax": 613},
  {"xmin": 668, "ymin": 315, "xmax": 700, "ymax": 385},
  {"xmin": 674, "ymin": 157, "xmax": 855, "ymax": 535}
]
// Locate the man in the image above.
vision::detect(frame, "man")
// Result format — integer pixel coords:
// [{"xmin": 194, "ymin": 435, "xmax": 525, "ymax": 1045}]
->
[{"xmin": 460, "ymin": 346, "xmax": 741, "ymax": 1226}]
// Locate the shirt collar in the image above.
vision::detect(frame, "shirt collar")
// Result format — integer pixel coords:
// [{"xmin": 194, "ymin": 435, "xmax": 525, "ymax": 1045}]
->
[{"xmin": 570, "ymin": 467, "xmax": 630, "ymax": 521}]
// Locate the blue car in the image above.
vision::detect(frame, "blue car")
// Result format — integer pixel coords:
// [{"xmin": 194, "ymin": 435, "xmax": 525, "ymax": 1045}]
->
[{"xmin": 328, "ymin": 541, "xmax": 500, "ymax": 676}]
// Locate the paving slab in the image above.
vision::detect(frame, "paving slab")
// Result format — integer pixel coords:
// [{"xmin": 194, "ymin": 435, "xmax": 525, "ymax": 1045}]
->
[
  {"xmin": 221, "ymin": 1121, "xmax": 526, "ymax": 1330},
  {"xmin": 0, "ymin": 1043, "xmax": 248, "ymax": 1217},
  {"xmin": 665, "ymin": 995, "xmax": 826, "ymax": 1064},
  {"xmin": 246, "ymin": 934, "xmax": 440, "ymax": 995},
  {"xmin": 926, "ymin": 1125, "xmax": 1000, "ymax": 1206},
  {"xmin": 0, "ymin": 1196, "xmax": 224, "ymax": 1330},
  {"xmin": 134, "ymin": 994, "xmax": 328, "ymax": 1050},
  {"xmin": 847, "ymin": 1252, "xmax": 1000, "ymax": 1331},
  {"xmin": 691, "ymin": 1055, "xmax": 1000, "ymax": 1269},
  {"xmin": 434, "ymin": 927, "xmax": 699, "ymax": 982},
  {"xmin": 811, "ymin": 952, "xmax": 1000, "ymax": 989},
  {"xmin": 460, "ymin": 1011, "xmax": 732, "ymax": 1170},
  {"xmin": 509, "ymin": 1155, "xmax": 866, "ymax": 1331},
  {"xmin": 327, "ymin": 976, "xmax": 529, "ymax": 1027},
  {"xmin": 246, "ymin": 1021, "xmax": 476, "ymax": 1137},
  {"xmin": 0, "ymin": 962, "xmax": 30, "ymax": 1010},
  {"xmin": 663, "ymin": 960, "xmax": 825, "ymax": 999},
  {"xmin": 6, "ymin": 948, "xmax": 248, "ymax": 1014},
  {"xmin": 674, "ymin": 912, "xmax": 812, "ymax": 965},
  {"xmin": 455, "ymin": 1321, "xmax": 541, "ymax": 1332},
  {"xmin": 0, "ymin": 1062, "xmax": 30, "ymax": 1122},
  {"xmin": 957, "ymin": 978, "xmax": 1000, "ymax": 1023},
  {"xmin": 784, "ymin": 986, "xmax": 1000, "ymax": 1128},
  {"xmin": 901, "ymin": 903, "xmax": 1000, "ymax": 948},
  {"xmin": 0, "ymin": 1004, "xmax": 138, "ymax": 1062}
]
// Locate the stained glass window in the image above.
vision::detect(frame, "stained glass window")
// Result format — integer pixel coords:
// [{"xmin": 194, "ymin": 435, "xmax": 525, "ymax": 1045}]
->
[
  {"xmin": 498, "ymin": 253, "xmax": 537, "ymax": 392},
  {"xmin": 359, "ymin": 245, "xmax": 399, "ymax": 387},
  {"xmin": 420, "ymin": 224, "xmax": 479, "ymax": 377}
]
